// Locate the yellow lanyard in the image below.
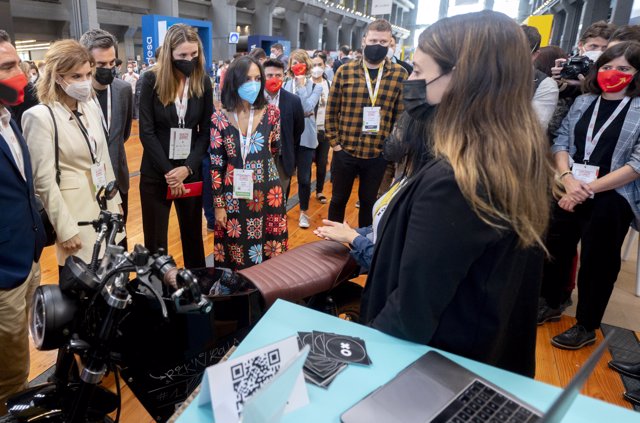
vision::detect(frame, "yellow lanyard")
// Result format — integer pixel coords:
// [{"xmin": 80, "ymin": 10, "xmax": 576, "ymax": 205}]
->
[{"xmin": 363, "ymin": 61, "xmax": 384, "ymax": 107}]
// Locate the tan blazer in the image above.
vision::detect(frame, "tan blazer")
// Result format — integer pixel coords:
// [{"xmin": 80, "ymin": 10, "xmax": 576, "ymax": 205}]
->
[{"xmin": 22, "ymin": 101, "xmax": 122, "ymax": 265}]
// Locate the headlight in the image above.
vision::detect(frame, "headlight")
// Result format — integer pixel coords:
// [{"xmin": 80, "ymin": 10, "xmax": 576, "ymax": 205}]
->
[{"xmin": 30, "ymin": 285, "xmax": 77, "ymax": 350}]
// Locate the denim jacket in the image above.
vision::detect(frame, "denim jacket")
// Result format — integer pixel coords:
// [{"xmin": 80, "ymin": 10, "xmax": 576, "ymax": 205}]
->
[{"xmin": 552, "ymin": 94, "xmax": 640, "ymax": 228}]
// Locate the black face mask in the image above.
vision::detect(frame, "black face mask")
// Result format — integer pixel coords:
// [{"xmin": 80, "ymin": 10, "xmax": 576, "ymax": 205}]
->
[
  {"xmin": 173, "ymin": 57, "xmax": 198, "ymax": 77},
  {"xmin": 364, "ymin": 44, "xmax": 388, "ymax": 64},
  {"xmin": 94, "ymin": 67, "xmax": 116, "ymax": 86},
  {"xmin": 402, "ymin": 75, "xmax": 444, "ymax": 121}
]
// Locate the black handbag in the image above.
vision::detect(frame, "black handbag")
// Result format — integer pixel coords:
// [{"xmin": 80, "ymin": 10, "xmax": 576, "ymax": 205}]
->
[{"xmin": 39, "ymin": 106, "xmax": 60, "ymax": 247}]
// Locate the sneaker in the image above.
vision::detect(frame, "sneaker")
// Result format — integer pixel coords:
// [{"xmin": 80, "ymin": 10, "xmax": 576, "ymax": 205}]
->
[
  {"xmin": 207, "ymin": 224, "xmax": 215, "ymax": 233},
  {"xmin": 316, "ymin": 193, "xmax": 327, "ymax": 204},
  {"xmin": 299, "ymin": 213, "xmax": 310, "ymax": 229},
  {"xmin": 551, "ymin": 324, "xmax": 596, "ymax": 350},
  {"xmin": 559, "ymin": 298, "xmax": 573, "ymax": 312},
  {"xmin": 537, "ymin": 304, "xmax": 562, "ymax": 325},
  {"xmin": 355, "ymin": 200, "xmax": 360, "ymax": 208}
]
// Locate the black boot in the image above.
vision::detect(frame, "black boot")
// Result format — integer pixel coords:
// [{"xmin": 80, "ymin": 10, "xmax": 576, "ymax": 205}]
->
[
  {"xmin": 609, "ymin": 360, "xmax": 640, "ymax": 379},
  {"xmin": 623, "ymin": 389, "xmax": 640, "ymax": 406}
]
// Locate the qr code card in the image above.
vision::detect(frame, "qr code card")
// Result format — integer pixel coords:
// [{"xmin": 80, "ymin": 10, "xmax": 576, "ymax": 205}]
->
[{"xmin": 199, "ymin": 336, "xmax": 309, "ymax": 423}]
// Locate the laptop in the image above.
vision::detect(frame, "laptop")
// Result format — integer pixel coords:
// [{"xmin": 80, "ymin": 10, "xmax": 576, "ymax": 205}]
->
[{"xmin": 341, "ymin": 332, "xmax": 613, "ymax": 423}]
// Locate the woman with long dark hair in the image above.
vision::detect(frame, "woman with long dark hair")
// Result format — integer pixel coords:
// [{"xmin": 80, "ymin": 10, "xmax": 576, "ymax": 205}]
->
[
  {"xmin": 359, "ymin": 11, "xmax": 554, "ymax": 377},
  {"xmin": 210, "ymin": 56, "xmax": 287, "ymax": 270},
  {"xmin": 539, "ymin": 41, "xmax": 640, "ymax": 350},
  {"xmin": 138, "ymin": 24, "xmax": 212, "ymax": 267}
]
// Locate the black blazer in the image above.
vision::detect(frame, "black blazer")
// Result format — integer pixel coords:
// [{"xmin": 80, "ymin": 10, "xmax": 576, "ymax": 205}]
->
[
  {"xmin": 394, "ymin": 57, "xmax": 413, "ymax": 76},
  {"xmin": 138, "ymin": 71, "xmax": 213, "ymax": 182},
  {"xmin": 0, "ymin": 117, "xmax": 45, "ymax": 289},
  {"xmin": 104, "ymin": 78, "xmax": 133, "ymax": 193},
  {"xmin": 277, "ymin": 89, "xmax": 305, "ymax": 177},
  {"xmin": 361, "ymin": 159, "xmax": 543, "ymax": 377}
]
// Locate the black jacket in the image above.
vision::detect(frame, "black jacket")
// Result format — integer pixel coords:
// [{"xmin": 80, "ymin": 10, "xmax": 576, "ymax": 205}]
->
[
  {"xmin": 394, "ymin": 57, "xmax": 413, "ymax": 76},
  {"xmin": 138, "ymin": 71, "xmax": 213, "ymax": 181},
  {"xmin": 0, "ymin": 117, "xmax": 45, "ymax": 289},
  {"xmin": 361, "ymin": 159, "xmax": 543, "ymax": 377},
  {"xmin": 277, "ymin": 89, "xmax": 305, "ymax": 177}
]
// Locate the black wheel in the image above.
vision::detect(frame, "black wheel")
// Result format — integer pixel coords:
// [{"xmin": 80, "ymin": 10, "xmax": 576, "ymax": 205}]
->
[{"xmin": 331, "ymin": 282, "xmax": 363, "ymax": 323}]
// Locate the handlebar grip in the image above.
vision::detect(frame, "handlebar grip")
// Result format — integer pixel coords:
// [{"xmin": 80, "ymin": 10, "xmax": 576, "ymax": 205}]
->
[{"xmin": 163, "ymin": 267, "xmax": 179, "ymax": 290}]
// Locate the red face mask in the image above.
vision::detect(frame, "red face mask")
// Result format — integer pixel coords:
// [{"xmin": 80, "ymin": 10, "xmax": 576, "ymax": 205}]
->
[
  {"xmin": 597, "ymin": 69, "xmax": 635, "ymax": 93},
  {"xmin": 0, "ymin": 73, "xmax": 28, "ymax": 106},
  {"xmin": 291, "ymin": 63, "xmax": 307, "ymax": 77},
  {"xmin": 265, "ymin": 77, "xmax": 283, "ymax": 94}
]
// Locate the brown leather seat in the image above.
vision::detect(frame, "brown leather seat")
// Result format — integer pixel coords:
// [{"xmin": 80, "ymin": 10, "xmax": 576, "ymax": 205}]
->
[{"xmin": 237, "ymin": 240, "xmax": 359, "ymax": 308}]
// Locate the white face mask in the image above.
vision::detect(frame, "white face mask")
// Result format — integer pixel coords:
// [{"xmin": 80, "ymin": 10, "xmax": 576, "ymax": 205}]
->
[
  {"xmin": 387, "ymin": 47, "xmax": 395, "ymax": 59},
  {"xmin": 270, "ymin": 53, "xmax": 277, "ymax": 59},
  {"xmin": 127, "ymin": 67, "xmax": 133, "ymax": 73},
  {"xmin": 583, "ymin": 50, "xmax": 603, "ymax": 62},
  {"xmin": 59, "ymin": 79, "xmax": 93, "ymax": 102},
  {"xmin": 311, "ymin": 66, "xmax": 324, "ymax": 78},
  {"xmin": 29, "ymin": 75, "xmax": 37, "ymax": 83}
]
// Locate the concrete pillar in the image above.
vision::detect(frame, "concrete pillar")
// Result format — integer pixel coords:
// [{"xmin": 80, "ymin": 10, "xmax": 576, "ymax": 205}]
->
[
  {"xmin": 304, "ymin": 15, "xmax": 323, "ymax": 51},
  {"xmin": 124, "ymin": 27, "xmax": 137, "ymax": 63},
  {"xmin": 325, "ymin": 20, "xmax": 340, "ymax": 51},
  {"xmin": 517, "ymin": 0, "xmax": 530, "ymax": 23},
  {"xmin": 283, "ymin": 11, "xmax": 300, "ymax": 49},
  {"xmin": 152, "ymin": 0, "xmax": 179, "ymax": 16},
  {"xmin": 65, "ymin": 0, "xmax": 99, "ymax": 40},
  {"xmin": 209, "ymin": 0, "xmax": 237, "ymax": 62},
  {"xmin": 252, "ymin": 0, "xmax": 273, "ymax": 36},
  {"xmin": 559, "ymin": 0, "xmax": 579, "ymax": 53},
  {"xmin": 339, "ymin": 23, "xmax": 352, "ymax": 48},
  {"xmin": 484, "ymin": 0, "xmax": 494, "ymax": 10},
  {"xmin": 352, "ymin": 25, "xmax": 364, "ymax": 49},
  {"xmin": 611, "ymin": 0, "xmax": 634, "ymax": 26},
  {"xmin": 438, "ymin": 0, "xmax": 449, "ymax": 19},
  {"xmin": 577, "ymin": 0, "xmax": 611, "ymax": 36},
  {"xmin": 0, "ymin": 0, "xmax": 14, "ymax": 41}
]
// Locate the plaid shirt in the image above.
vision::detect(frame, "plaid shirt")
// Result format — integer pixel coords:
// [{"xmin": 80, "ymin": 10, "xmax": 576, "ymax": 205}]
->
[{"xmin": 325, "ymin": 58, "xmax": 406, "ymax": 159}]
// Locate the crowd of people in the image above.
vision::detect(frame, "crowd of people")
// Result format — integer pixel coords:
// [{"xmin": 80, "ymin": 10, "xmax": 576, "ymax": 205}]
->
[{"xmin": 3, "ymin": 9, "xmax": 640, "ymax": 413}]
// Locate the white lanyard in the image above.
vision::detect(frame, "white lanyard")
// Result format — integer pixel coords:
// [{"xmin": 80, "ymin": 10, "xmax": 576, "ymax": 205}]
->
[
  {"xmin": 94, "ymin": 85, "xmax": 111, "ymax": 134},
  {"xmin": 234, "ymin": 109, "xmax": 255, "ymax": 167},
  {"xmin": 584, "ymin": 96, "xmax": 630, "ymax": 163},
  {"xmin": 363, "ymin": 61, "xmax": 384, "ymax": 107},
  {"xmin": 175, "ymin": 77, "xmax": 190, "ymax": 127}
]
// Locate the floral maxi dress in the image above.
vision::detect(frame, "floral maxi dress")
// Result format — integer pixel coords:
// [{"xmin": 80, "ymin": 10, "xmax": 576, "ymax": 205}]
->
[{"xmin": 210, "ymin": 104, "xmax": 288, "ymax": 270}]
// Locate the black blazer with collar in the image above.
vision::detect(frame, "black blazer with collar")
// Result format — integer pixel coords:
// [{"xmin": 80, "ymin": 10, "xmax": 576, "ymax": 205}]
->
[
  {"xmin": 104, "ymin": 78, "xmax": 133, "ymax": 193},
  {"xmin": 360, "ymin": 158, "xmax": 543, "ymax": 377},
  {"xmin": 277, "ymin": 89, "xmax": 305, "ymax": 177},
  {"xmin": 0, "ymin": 117, "xmax": 45, "ymax": 289},
  {"xmin": 138, "ymin": 71, "xmax": 213, "ymax": 182}
]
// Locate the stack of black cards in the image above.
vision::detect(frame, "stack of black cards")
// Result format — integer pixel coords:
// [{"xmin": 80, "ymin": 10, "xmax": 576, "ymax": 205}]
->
[{"xmin": 297, "ymin": 331, "xmax": 371, "ymax": 388}]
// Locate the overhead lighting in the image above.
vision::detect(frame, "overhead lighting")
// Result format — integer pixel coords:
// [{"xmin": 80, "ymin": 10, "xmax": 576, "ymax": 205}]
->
[
  {"xmin": 16, "ymin": 39, "xmax": 37, "ymax": 44},
  {"xmin": 16, "ymin": 43, "xmax": 50, "ymax": 50},
  {"xmin": 16, "ymin": 46, "xmax": 50, "ymax": 51}
]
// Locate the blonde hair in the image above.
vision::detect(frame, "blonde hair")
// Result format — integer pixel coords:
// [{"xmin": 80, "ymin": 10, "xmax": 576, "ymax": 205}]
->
[
  {"xmin": 420, "ymin": 11, "xmax": 554, "ymax": 249},
  {"xmin": 287, "ymin": 49, "xmax": 313, "ymax": 78},
  {"xmin": 153, "ymin": 23, "xmax": 206, "ymax": 106},
  {"xmin": 36, "ymin": 39, "xmax": 93, "ymax": 105}
]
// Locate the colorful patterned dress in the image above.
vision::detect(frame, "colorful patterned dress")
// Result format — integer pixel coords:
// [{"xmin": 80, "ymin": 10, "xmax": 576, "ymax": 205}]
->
[{"xmin": 210, "ymin": 104, "xmax": 288, "ymax": 270}]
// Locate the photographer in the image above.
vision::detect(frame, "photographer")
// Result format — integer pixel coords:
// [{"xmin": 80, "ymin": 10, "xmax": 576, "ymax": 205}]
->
[{"xmin": 551, "ymin": 21, "xmax": 616, "ymax": 101}]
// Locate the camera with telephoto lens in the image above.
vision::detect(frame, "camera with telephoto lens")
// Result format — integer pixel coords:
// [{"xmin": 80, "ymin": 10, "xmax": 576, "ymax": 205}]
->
[{"xmin": 560, "ymin": 55, "xmax": 593, "ymax": 80}]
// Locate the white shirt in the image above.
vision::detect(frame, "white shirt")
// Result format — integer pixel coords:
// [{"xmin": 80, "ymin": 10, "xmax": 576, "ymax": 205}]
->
[
  {"xmin": 265, "ymin": 90, "xmax": 280, "ymax": 106},
  {"xmin": 313, "ymin": 79, "xmax": 330, "ymax": 130},
  {"xmin": 532, "ymin": 76, "xmax": 559, "ymax": 130},
  {"xmin": 0, "ymin": 106, "xmax": 26, "ymax": 180},
  {"xmin": 122, "ymin": 72, "xmax": 139, "ymax": 93}
]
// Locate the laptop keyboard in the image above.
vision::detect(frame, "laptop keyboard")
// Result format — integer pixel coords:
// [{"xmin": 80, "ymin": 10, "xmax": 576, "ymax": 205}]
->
[{"xmin": 432, "ymin": 380, "xmax": 541, "ymax": 423}]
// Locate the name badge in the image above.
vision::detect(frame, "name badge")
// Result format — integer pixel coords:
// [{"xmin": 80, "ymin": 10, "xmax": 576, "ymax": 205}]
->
[
  {"xmin": 233, "ymin": 169, "xmax": 254, "ymax": 200},
  {"xmin": 572, "ymin": 163, "xmax": 599, "ymax": 184},
  {"xmin": 90, "ymin": 162, "xmax": 107, "ymax": 192},
  {"xmin": 362, "ymin": 107, "xmax": 381, "ymax": 134},
  {"xmin": 169, "ymin": 128, "xmax": 192, "ymax": 160}
]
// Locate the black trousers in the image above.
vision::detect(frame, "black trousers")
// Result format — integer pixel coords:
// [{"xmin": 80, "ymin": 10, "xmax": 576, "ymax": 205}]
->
[
  {"xmin": 540, "ymin": 190, "xmax": 633, "ymax": 331},
  {"xmin": 297, "ymin": 146, "xmax": 315, "ymax": 211},
  {"xmin": 118, "ymin": 191, "xmax": 129, "ymax": 251},
  {"xmin": 314, "ymin": 130, "xmax": 330, "ymax": 194},
  {"xmin": 139, "ymin": 176, "xmax": 205, "ymax": 268},
  {"xmin": 328, "ymin": 150, "xmax": 387, "ymax": 227}
]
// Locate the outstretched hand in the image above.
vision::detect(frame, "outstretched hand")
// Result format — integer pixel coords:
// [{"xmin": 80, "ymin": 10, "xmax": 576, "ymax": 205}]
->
[{"xmin": 314, "ymin": 219, "xmax": 360, "ymax": 244}]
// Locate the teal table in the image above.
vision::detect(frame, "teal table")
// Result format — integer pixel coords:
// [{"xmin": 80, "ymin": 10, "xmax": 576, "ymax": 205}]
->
[{"xmin": 176, "ymin": 299, "xmax": 639, "ymax": 422}]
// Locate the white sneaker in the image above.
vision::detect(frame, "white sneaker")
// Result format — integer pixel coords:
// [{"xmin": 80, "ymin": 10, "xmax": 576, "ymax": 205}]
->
[{"xmin": 299, "ymin": 213, "xmax": 310, "ymax": 229}]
